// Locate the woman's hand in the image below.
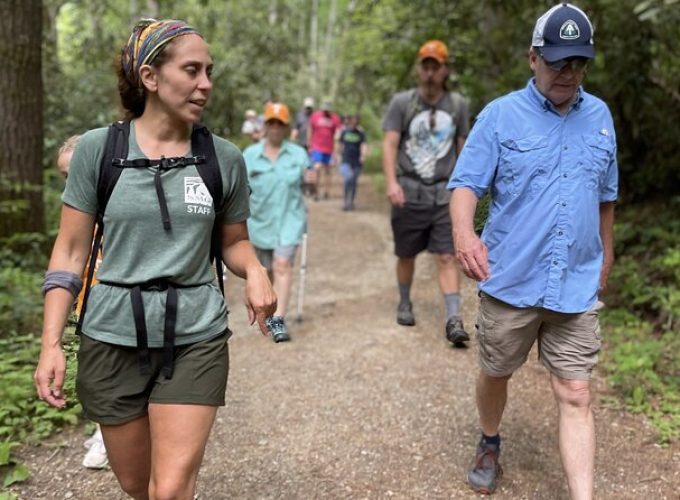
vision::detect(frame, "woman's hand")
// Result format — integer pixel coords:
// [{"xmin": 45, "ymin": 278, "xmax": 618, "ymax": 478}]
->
[
  {"xmin": 34, "ymin": 345, "xmax": 67, "ymax": 408},
  {"xmin": 244, "ymin": 264, "xmax": 278, "ymax": 335}
]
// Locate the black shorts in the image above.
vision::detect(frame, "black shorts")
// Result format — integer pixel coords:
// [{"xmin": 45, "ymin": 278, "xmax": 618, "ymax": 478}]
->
[{"xmin": 391, "ymin": 203, "xmax": 453, "ymax": 258}]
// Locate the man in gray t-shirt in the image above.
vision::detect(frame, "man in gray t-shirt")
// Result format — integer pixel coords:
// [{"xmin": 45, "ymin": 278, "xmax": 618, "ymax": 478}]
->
[
  {"xmin": 382, "ymin": 39, "xmax": 470, "ymax": 346},
  {"xmin": 291, "ymin": 96, "xmax": 315, "ymax": 149}
]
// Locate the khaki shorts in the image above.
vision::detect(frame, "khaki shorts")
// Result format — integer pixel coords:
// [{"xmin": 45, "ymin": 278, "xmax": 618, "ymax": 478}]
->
[
  {"xmin": 76, "ymin": 332, "xmax": 230, "ymax": 425},
  {"xmin": 476, "ymin": 293, "xmax": 602, "ymax": 380},
  {"xmin": 254, "ymin": 245, "xmax": 298, "ymax": 270}
]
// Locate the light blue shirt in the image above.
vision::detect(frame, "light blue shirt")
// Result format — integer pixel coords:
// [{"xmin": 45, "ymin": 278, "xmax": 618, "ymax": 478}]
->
[
  {"xmin": 449, "ymin": 80, "xmax": 618, "ymax": 313},
  {"xmin": 243, "ymin": 140, "xmax": 310, "ymax": 249}
]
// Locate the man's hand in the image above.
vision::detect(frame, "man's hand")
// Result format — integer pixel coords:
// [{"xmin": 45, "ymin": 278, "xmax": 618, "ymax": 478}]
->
[
  {"xmin": 599, "ymin": 256, "xmax": 613, "ymax": 292},
  {"xmin": 454, "ymin": 229, "xmax": 490, "ymax": 282},
  {"xmin": 386, "ymin": 179, "xmax": 405, "ymax": 207}
]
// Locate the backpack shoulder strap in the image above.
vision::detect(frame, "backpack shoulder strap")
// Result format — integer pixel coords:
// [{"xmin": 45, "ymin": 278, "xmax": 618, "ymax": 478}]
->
[
  {"xmin": 191, "ymin": 124, "xmax": 226, "ymax": 295},
  {"xmin": 97, "ymin": 120, "xmax": 130, "ymax": 218},
  {"xmin": 192, "ymin": 124, "xmax": 223, "ymax": 211},
  {"xmin": 76, "ymin": 120, "xmax": 130, "ymax": 335},
  {"xmin": 402, "ymin": 88, "xmax": 421, "ymax": 134},
  {"xmin": 449, "ymin": 91, "xmax": 466, "ymax": 124}
]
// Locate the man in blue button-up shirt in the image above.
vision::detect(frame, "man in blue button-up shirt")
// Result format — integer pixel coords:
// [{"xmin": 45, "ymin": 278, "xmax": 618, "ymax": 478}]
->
[{"xmin": 449, "ymin": 4, "xmax": 617, "ymax": 498}]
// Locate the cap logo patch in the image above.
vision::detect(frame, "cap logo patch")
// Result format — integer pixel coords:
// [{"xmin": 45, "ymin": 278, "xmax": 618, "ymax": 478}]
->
[{"xmin": 560, "ymin": 20, "xmax": 580, "ymax": 40}]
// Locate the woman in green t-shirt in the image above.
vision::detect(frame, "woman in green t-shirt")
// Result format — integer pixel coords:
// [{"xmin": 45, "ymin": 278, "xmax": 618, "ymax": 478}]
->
[{"xmin": 35, "ymin": 19, "xmax": 276, "ymax": 499}]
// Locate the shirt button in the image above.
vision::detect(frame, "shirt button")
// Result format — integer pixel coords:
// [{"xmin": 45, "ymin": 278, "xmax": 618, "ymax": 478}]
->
[
  {"xmin": 563, "ymin": 173, "xmax": 567, "ymax": 178},
  {"xmin": 553, "ymin": 260, "xmax": 558, "ymax": 265},
  {"xmin": 558, "ymin": 231, "xmax": 563, "ymax": 236},
  {"xmin": 561, "ymin": 202, "xmax": 567, "ymax": 206},
  {"xmin": 563, "ymin": 146, "xmax": 568, "ymax": 150}
]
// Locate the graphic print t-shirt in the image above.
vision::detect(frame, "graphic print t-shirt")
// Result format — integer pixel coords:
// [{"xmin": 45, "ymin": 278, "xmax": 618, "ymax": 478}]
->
[
  {"xmin": 382, "ymin": 90, "xmax": 470, "ymax": 183},
  {"xmin": 340, "ymin": 128, "xmax": 366, "ymax": 166}
]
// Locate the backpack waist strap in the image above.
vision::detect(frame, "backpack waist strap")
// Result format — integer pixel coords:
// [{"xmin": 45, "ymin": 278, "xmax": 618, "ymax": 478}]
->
[{"xmin": 99, "ymin": 279, "xmax": 203, "ymax": 379}]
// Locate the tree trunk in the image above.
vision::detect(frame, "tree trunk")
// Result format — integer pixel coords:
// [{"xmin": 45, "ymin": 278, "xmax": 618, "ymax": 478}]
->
[
  {"xmin": 0, "ymin": 0, "xmax": 44, "ymax": 237},
  {"xmin": 309, "ymin": 0, "xmax": 319, "ymax": 94},
  {"xmin": 321, "ymin": 0, "xmax": 338, "ymax": 98}
]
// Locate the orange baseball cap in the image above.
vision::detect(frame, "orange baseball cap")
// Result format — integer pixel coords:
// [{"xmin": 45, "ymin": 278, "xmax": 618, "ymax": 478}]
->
[
  {"xmin": 264, "ymin": 102, "xmax": 290, "ymax": 125},
  {"xmin": 417, "ymin": 40, "xmax": 448, "ymax": 64}
]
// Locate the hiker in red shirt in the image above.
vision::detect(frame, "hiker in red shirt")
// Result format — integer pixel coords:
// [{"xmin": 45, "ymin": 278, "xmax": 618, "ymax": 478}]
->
[{"xmin": 308, "ymin": 100, "xmax": 342, "ymax": 200}]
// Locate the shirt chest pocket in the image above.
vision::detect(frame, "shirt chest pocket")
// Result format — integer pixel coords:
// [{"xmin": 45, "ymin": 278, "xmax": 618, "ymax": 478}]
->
[
  {"xmin": 281, "ymin": 164, "xmax": 303, "ymax": 187},
  {"xmin": 583, "ymin": 135, "xmax": 614, "ymax": 191},
  {"xmin": 248, "ymin": 167, "xmax": 275, "ymax": 198},
  {"xmin": 498, "ymin": 135, "xmax": 549, "ymax": 197}
]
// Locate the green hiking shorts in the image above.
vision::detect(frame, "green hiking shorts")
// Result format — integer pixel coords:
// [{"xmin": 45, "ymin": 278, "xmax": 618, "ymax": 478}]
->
[{"xmin": 76, "ymin": 331, "xmax": 230, "ymax": 425}]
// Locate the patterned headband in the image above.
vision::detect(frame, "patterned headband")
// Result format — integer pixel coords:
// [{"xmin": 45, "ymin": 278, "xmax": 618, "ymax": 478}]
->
[{"xmin": 121, "ymin": 19, "xmax": 200, "ymax": 86}]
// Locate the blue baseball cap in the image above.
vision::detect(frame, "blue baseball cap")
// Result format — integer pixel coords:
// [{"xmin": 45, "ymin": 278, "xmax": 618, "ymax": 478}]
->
[{"xmin": 532, "ymin": 3, "xmax": 595, "ymax": 62}]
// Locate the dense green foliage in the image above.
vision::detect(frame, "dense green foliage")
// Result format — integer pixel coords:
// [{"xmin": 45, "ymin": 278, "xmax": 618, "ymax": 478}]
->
[
  {"xmin": 599, "ymin": 198, "xmax": 680, "ymax": 443},
  {"xmin": 0, "ymin": 3, "xmax": 678, "ymax": 485}
]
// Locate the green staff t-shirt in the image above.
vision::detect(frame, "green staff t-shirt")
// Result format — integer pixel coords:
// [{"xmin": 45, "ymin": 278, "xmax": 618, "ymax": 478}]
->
[{"xmin": 63, "ymin": 121, "xmax": 250, "ymax": 347}]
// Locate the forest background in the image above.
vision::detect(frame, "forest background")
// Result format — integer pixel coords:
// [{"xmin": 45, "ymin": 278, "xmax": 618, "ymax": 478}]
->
[{"xmin": 0, "ymin": 0, "xmax": 678, "ymax": 491}]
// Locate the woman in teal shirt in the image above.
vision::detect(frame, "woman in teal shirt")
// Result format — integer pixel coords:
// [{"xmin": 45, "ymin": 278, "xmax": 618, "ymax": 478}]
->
[{"xmin": 244, "ymin": 102, "xmax": 311, "ymax": 342}]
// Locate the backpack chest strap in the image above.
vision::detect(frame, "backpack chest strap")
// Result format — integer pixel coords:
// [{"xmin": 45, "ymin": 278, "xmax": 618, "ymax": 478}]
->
[{"xmin": 112, "ymin": 155, "xmax": 206, "ymax": 231}]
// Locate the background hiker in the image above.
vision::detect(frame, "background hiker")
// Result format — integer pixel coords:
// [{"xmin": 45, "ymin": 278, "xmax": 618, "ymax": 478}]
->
[
  {"xmin": 449, "ymin": 4, "xmax": 617, "ymax": 497},
  {"xmin": 308, "ymin": 99, "xmax": 342, "ymax": 201},
  {"xmin": 382, "ymin": 39, "xmax": 471, "ymax": 346},
  {"xmin": 241, "ymin": 108, "xmax": 263, "ymax": 143},
  {"xmin": 35, "ymin": 19, "xmax": 276, "ymax": 500},
  {"xmin": 244, "ymin": 102, "xmax": 310, "ymax": 343},
  {"xmin": 337, "ymin": 114, "xmax": 367, "ymax": 211},
  {"xmin": 291, "ymin": 96, "xmax": 314, "ymax": 150}
]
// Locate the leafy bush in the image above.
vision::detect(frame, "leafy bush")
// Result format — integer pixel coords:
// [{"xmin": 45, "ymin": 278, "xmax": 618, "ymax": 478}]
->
[
  {"xmin": 362, "ymin": 142, "xmax": 383, "ymax": 175},
  {"xmin": 600, "ymin": 309, "xmax": 680, "ymax": 444},
  {"xmin": 600, "ymin": 198, "xmax": 680, "ymax": 443},
  {"xmin": 0, "ymin": 268, "xmax": 43, "ymax": 339},
  {"xmin": 607, "ymin": 197, "xmax": 680, "ymax": 332},
  {"xmin": 0, "ymin": 333, "xmax": 80, "ymax": 493},
  {"xmin": 0, "ymin": 334, "xmax": 80, "ymax": 444}
]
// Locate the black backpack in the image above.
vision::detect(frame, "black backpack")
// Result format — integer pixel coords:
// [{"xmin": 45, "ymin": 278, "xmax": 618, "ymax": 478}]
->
[{"xmin": 75, "ymin": 120, "xmax": 226, "ymax": 377}]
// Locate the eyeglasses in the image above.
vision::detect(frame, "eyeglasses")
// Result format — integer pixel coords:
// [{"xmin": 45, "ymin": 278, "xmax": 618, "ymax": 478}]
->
[{"xmin": 538, "ymin": 50, "xmax": 588, "ymax": 72}]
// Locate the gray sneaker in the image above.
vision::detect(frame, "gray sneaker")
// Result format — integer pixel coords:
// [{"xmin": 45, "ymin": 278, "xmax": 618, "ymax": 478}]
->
[
  {"xmin": 445, "ymin": 316, "xmax": 470, "ymax": 347},
  {"xmin": 396, "ymin": 302, "xmax": 415, "ymax": 326},
  {"xmin": 266, "ymin": 316, "xmax": 290, "ymax": 343},
  {"xmin": 467, "ymin": 438, "xmax": 503, "ymax": 494}
]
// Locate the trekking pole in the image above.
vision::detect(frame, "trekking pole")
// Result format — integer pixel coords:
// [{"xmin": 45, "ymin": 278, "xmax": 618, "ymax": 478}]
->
[{"xmin": 296, "ymin": 232, "xmax": 308, "ymax": 323}]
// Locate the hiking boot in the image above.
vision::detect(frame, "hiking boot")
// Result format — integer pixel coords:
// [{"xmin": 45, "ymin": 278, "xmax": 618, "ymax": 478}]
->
[
  {"xmin": 467, "ymin": 439, "xmax": 503, "ymax": 495},
  {"xmin": 396, "ymin": 302, "xmax": 415, "ymax": 326},
  {"xmin": 446, "ymin": 315, "xmax": 469, "ymax": 347},
  {"xmin": 266, "ymin": 316, "xmax": 290, "ymax": 343}
]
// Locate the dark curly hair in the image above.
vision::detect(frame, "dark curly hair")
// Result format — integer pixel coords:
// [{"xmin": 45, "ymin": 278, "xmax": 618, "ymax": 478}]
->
[{"xmin": 115, "ymin": 38, "xmax": 176, "ymax": 119}]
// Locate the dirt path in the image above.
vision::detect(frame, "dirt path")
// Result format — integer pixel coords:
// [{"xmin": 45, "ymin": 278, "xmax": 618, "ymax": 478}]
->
[{"xmin": 14, "ymin": 176, "xmax": 680, "ymax": 499}]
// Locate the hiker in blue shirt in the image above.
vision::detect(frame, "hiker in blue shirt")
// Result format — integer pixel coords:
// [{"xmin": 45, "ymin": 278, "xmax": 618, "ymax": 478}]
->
[
  {"xmin": 244, "ymin": 102, "xmax": 311, "ymax": 343},
  {"xmin": 449, "ymin": 4, "xmax": 617, "ymax": 498}
]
